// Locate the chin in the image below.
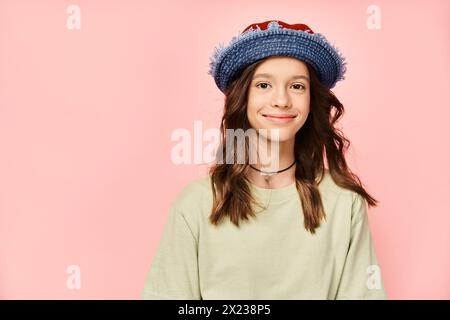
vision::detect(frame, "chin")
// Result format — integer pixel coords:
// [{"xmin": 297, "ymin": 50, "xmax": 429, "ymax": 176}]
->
[
  {"xmin": 258, "ymin": 128, "xmax": 296, "ymax": 143},
  {"xmin": 267, "ymin": 135, "xmax": 295, "ymax": 144}
]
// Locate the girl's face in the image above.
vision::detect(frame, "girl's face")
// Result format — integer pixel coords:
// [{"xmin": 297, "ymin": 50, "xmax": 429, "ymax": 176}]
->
[{"xmin": 246, "ymin": 56, "xmax": 310, "ymax": 143}]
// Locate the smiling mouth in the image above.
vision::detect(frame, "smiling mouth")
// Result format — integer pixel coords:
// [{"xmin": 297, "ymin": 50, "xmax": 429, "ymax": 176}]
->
[
  {"xmin": 262, "ymin": 114, "xmax": 297, "ymax": 119},
  {"xmin": 261, "ymin": 113, "xmax": 297, "ymax": 124}
]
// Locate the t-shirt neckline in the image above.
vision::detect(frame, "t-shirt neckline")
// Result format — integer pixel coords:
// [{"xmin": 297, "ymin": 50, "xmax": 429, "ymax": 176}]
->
[{"xmin": 248, "ymin": 180, "xmax": 299, "ymax": 205}]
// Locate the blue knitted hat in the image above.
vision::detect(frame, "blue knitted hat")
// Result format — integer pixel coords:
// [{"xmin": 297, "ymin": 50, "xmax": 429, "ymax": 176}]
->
[{"xmin": 208, "ymin": 20, "xmax": 347, "ymax": 94}]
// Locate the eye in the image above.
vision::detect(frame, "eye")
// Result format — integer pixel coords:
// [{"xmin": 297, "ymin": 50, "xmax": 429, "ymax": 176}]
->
[
  {"xmin": 292, "ymin": 83, "xmax": 306, "ymax": 90},
  {"xmin": 255, "ymin": 82, "xmax": 305, "ymax": 90},
  {"xmin": 256, "ymin": 82, "xmax": 270, "ymax": 89}
]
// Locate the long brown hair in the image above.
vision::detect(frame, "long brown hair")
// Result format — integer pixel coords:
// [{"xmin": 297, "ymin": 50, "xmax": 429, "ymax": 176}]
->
[{"xmin": 208, "ymin": 57, "xmax": 378, "ymax": 234}]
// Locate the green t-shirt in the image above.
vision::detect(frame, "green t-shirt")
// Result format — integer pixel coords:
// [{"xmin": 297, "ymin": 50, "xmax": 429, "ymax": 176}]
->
[{"xmin": 141, "ymin": 171, "xmax": 388, "ymax": 299}]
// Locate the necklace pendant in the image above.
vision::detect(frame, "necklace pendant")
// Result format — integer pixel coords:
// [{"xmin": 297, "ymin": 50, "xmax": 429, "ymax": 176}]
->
[{"xmin": 262, "ymin": 171, "xmax": 274, "ymax": 183}]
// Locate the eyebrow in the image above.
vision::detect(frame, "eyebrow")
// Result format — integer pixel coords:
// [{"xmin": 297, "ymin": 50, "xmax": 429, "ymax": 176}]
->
[{"xmin": 252, "ymin": 73, "xmax": 310, "ymax": 82}]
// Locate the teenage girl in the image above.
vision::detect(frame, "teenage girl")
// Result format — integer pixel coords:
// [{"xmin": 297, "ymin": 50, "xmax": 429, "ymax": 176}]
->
[{"xmin": 141, "ymin": 20, "xmax": 388, "ymax": 300}]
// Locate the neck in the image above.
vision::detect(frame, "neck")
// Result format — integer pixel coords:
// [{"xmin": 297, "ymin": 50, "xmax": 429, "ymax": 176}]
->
[{"xmin": 246, "ymin": 138, "xmax": 296, "ymax": 189}]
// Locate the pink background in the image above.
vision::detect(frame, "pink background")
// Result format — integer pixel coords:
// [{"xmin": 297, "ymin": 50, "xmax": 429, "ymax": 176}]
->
[{"xmin": 0, "ymin": 0, "xmax": 449, "ymax": 299}]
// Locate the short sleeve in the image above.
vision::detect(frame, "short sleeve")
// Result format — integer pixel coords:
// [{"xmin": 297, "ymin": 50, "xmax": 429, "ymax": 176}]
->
[
  {"xmin": 335, "ymin": 193, "xmax": 388, "ymax": 300},
  {"xmin": 140, "ymin": 204, "xmax": 201, "ymax": 300}
]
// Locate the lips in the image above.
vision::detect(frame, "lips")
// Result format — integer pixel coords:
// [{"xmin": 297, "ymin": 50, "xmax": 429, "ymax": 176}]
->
[
  {"xmin": 262, "ymin": 113, "xmax": 297, "ymax": 124},
  {"xmin": 262, "ymin": 114, "xmax": 297, "ymax": 119}
]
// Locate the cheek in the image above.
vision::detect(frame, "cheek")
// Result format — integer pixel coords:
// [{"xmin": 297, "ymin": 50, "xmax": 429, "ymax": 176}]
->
[
  {"xmin": 246, "ymin": 95, "xmax": 262, "ymax": 120},
  {"xmin": 247, "ymin": 89, "xmax": 266, "ymax": 107},
  {"xmin": 299, "ymin": 94, "xmax": 311, "ymax": 114},
  {"xmin": 246, "ymin": 104, "xmax": 259, "ymax": 128}
]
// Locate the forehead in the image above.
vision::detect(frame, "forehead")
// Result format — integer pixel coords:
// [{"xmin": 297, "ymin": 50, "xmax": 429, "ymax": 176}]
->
[{"xmin": 254, "ymin": 56, "xmax": 309, "ymax": 77}]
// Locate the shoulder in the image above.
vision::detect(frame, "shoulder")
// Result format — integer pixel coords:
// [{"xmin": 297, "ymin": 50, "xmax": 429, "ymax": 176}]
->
[
  {"xmin": 317, "ymin": 169, "xmax": 367, "ymax": 217},
  {"xmin": 172, "ymin": 174, "xmax": 213, "ymax": 209},
  {"xmin": 169, "ymin": 174, "xmax": 214, "ymax": 229},
  {"xmin": 165, "ymin": 174, "xmax": 213, "ymax": 239},
  {"xmin": 316, "ymin": 169, "xmax": 353, "ymax": 197}
]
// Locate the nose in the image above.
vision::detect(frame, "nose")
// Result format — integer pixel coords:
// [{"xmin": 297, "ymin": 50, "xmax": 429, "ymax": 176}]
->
[{"xmin": 271, "ymin": 87, "xmax": 291, "ymax": 109}]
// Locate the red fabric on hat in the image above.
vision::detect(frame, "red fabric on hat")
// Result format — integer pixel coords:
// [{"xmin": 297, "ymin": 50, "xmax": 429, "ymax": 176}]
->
[{"xmin": 242, "ymin": 20, "xmax": 314, "ymax": 34}]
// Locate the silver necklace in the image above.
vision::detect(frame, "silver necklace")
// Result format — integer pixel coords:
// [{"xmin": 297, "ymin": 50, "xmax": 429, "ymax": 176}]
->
[{"xmin": 249, "ymin": 160, "xmax": 296, "ymax": 183}]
